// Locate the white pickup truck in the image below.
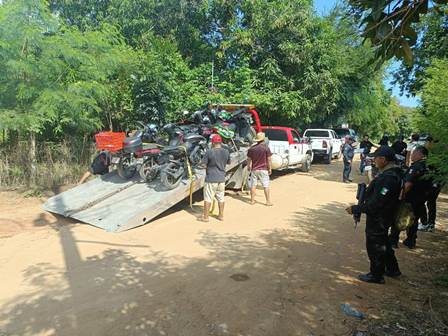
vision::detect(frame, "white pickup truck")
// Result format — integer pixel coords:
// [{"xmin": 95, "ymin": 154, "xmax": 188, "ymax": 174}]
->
[
  {"xmin": 262, "ymin": 126, "xmax": 313, "ymax": 172},
  {"xmin": 303, "ymin": 128, "xmax": 343, "ymax": 164}
]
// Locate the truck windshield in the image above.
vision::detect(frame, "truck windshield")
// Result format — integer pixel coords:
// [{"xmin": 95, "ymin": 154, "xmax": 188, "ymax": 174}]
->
[
  {"xmin": 263, "ymin": 129, "xmax": 289, "ymax": 141},
  {"xmin": 304, "ymin": 130, "xmax": 329, "ymax": 137},
  {"xmin": 334, "ymin": 129, "xmax": 350, "ymax": 138}
]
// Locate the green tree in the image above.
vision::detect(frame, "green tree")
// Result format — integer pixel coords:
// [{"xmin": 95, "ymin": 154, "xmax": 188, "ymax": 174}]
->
[
  {"xmin": 414, "ymin": 59, "xmax": 448, "ymax": 182},
  {"xmin": 0, "ymin": 0, "xmax": 130, "ymax": 183},
  {"xmin": 393, "ymin": 6, "xmax": 448, "ymax": 95},
  {"xmin": 349, "ymin": 0, "xmax": 448, "ymax": 65}
]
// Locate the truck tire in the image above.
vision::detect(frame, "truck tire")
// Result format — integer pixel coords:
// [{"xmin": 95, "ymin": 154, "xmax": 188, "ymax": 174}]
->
[
  {"xmin": 325, "ymin": 150, "xmax": 332, "ymax": 164},
  {"xmin": 301, "ymin": 154, "xmax": 312, "ymax": 172}
]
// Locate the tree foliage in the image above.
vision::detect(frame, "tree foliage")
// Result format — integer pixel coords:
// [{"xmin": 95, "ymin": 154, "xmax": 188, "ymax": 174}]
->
[
  {"xmin": 0, "ymin": 0, "xmax": 406, "ymax": 142},
  {"xmin": 349, "ymin": 0, "xmax": 448, "ymax": 66},
  {"xmin": 393, "ymin": 5, "xmax": 448, "ymax": 95},
  {"xmin": 414, "ymin": 59, "xmax": 448, "ymax": 182},
  {"xmin": 0, "ymin": 0, "xmax": 130, "ymax": 136}
]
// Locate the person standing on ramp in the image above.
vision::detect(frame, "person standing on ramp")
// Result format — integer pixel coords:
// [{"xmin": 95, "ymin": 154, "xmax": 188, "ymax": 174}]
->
[{"xmin": 199, "ymin": 134, "xmax": 230, "ymax": 222}]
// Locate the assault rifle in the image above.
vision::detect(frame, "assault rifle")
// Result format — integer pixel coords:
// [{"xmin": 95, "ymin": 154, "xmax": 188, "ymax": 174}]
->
[{"xmin": 354, "ymin": 183, "xmax": 367, "ymax": 229}]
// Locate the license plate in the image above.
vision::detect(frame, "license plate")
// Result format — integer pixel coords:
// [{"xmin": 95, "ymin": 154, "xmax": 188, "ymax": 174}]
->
[
  {"xmin": 364, "ymin": 166, "xmax": 372, "ymax": 171},
  {"xmin": 111, "ymin": 157, "xmax": 120, "ymax": 164}
]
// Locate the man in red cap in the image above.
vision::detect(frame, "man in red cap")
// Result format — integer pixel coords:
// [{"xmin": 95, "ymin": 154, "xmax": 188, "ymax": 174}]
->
[{"xmin": 199, "ymin": 134, "xmax": 230, "ymax": 222}]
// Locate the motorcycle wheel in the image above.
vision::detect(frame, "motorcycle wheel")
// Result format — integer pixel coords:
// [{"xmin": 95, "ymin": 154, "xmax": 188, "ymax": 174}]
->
[
  {"xmin": 160, "ymin": 162, "xmax": 184, "ymax": 190},
  {"xmin": 190, "ymin": 145, "xmax": 207, "ymax": 167},
  {"xmin": 139, "ymin": 157, "xmax": 159, "ymax": 182},
  {"xmin": 245, "ymin": 126, "xmax": 256, "ymax": 144},
  {"xmin": 117, "ymin": 155, "xmax": 137, "ymax": 179}
]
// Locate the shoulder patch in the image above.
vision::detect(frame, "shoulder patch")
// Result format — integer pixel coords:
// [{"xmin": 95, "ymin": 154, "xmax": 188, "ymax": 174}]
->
[{"xmin": 380, "ymin": 187, "xmax": 389, "ymax": 196}]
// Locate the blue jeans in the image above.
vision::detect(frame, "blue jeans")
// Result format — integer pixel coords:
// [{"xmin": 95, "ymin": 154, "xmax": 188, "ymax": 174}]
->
[
  {"xmin": 343, "ymin": 159, "xmax": 352, "ymax": 181},
  {"xmin": 359, "ymin": 154, "xmax": 366, "ymax": 173}
]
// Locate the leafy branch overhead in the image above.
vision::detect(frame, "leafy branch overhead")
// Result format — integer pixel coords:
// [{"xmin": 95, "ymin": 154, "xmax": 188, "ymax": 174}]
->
[{"xmin": 349, "ymin": 0, "xmax": 448, "ymax": 65}]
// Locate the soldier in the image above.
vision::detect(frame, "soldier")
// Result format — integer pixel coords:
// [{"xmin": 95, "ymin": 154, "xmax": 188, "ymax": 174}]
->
[
  {"xmin": 420, "ymin": 136, "xmax": 443, "ymax": 232},
  {"xmin": 391, "ymin": 135, "xmax": 407, "ymax": 156},
  {"xmin": 346, "ymin": 146, "xmax": 402, "ymax": 284},
  {"xmin": 399, "ymin": 146, "xmax": 432, "ymax": 248}
]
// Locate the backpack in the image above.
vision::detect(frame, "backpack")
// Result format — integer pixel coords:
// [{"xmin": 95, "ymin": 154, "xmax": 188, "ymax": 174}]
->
[
  {"xmin": 387, "ymin": 167, "xmax": 414, "ymax": 232},
  {"xmin": 394, "ymin": 201, "xmax": 415, "ymax": 231}
]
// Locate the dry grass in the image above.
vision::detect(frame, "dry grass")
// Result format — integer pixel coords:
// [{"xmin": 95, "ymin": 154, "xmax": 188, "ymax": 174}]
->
[{"xmin": 0, "ymin": 139, "xmax": 95, "ymax": 190}]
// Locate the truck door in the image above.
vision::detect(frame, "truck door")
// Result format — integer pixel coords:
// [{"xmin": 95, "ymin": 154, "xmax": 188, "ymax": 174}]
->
[
  {"xmin": 333, "ymin": 130, "xmax": 342, "ymax": 154},
  {"xmin": 288, "ymin": 130, "xmax": 301, "ymax": 165}
]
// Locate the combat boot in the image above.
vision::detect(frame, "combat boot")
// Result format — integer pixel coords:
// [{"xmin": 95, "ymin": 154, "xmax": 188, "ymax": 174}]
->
[
  {"xmin": 385, "ymin": 270, "xmax": 402, "ymax": 277},
  {"xmin": 358, "ymin": 273, "xmax": 385, "ymax": 284}
]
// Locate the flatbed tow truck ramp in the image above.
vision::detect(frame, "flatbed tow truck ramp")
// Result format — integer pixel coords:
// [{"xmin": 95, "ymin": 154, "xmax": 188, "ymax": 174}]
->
[{"xmin": 43, "ymin": 149, "xmax": 248, "ymax": 232}]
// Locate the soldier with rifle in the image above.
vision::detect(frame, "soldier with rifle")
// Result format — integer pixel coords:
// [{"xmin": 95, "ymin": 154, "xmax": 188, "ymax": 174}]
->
[{"xmin": 346, "ymin": 146, "xmax": 402, "ymax": 284}]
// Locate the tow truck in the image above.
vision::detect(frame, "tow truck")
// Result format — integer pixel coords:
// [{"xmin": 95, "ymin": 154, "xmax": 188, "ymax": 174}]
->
[{"xmin": 43, "ymin": 104, "xmax": 262, "ymax": 232}]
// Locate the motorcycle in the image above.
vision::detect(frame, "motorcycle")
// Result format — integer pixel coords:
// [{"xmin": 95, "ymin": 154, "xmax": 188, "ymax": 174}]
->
[
  {"xmin": 115, "ymin": 122, "xmax": 162, "ymax": 179},
  {"xmin": 139, "ymin": 124, "xmax": 208, "ymax": 187},
  {"xmin": 214, "ymin": 107, "xmax": 256, "ymax": 145}
]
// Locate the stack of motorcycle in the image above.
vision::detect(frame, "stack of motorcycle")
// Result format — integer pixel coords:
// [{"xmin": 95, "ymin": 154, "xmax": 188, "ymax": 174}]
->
[{"xmin": 103, "ymin": 107, "xmax": 256, "ymax": 190}]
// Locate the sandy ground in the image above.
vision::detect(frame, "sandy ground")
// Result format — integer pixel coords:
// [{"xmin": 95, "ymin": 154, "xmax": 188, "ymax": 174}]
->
[{"xmin": 0, "ymin": 159, "xmax": 447, "ymax": 336}]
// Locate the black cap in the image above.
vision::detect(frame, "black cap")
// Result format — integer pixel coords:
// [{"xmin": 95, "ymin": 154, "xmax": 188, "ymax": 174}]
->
[{"xmin": 373, "ymin": 145, "xmax": 395, "ymax": 161}]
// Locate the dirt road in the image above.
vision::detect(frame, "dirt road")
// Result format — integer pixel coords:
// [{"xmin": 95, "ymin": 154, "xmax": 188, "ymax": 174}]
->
[{"xmin": 1, "ymin": 160, "xmax": 447, "ymax": 336}]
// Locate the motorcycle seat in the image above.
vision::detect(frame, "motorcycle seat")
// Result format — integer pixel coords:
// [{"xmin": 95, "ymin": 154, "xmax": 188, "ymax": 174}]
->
[
  {"xmin": 163, "ymin": 145, "xmax": 184, "ymax": 152},
  {"xmin": 142, "ymin": 143, "xmax": 160, "ymax": 150}
]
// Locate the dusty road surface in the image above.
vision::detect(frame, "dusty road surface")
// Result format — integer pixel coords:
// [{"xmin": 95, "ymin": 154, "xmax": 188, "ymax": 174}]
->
[{"xmin": 1, "ymin": 159, "xmax": 447, "ymax": 336}]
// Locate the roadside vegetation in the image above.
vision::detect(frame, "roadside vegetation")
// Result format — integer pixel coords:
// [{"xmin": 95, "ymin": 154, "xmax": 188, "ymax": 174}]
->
[{"xmin": 0, "ymin": 0, "xmax": 416, "ymax": 189}]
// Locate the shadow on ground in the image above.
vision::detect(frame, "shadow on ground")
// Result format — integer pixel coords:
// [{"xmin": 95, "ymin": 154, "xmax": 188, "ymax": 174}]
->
[
  {"xmin": 2, "ymin": 173, "xmax": 447, "ymax": 336},
  {"xmin": 0, "ymin": 201, "xmax": 375, "ymax": 336},
  {"xmin": 311, "ymin": 158, "xmax": 368, "ymax": 185}
]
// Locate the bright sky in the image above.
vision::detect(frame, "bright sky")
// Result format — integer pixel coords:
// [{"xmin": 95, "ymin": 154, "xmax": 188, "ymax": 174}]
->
[{"xmin": 313, "ymin": 0, "xmax": 419, "ymax": 107}]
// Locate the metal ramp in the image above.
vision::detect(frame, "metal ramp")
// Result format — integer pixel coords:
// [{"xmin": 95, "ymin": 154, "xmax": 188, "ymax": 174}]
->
[{"xmin": 43, "ymin": 149, "xmax": 248, "ymax": 232}]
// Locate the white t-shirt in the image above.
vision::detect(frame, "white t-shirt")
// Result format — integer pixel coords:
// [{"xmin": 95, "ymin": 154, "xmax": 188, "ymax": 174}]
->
[{"xmin": 406, "ymin": 141, "xmax": 418, "ymax": 152}]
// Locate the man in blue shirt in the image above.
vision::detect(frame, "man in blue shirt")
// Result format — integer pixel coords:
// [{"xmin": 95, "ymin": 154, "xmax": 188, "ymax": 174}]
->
[{"xmin": 343, "ymin": 136, "xmax": 355, "ymax": 183}]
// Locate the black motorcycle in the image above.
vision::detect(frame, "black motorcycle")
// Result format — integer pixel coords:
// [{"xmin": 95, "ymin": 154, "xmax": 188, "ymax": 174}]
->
[
  {"xmin": 116, "ymin": 122, "xmax": 162, "ymax": 179},
  {"xmin": 139, "ymin": 124, "xmax": 207, "ymax": 188}
]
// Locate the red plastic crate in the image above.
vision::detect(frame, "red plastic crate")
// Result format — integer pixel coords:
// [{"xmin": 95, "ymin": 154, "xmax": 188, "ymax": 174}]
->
[{"xmin": 95, "ymin": 131, "xmax": 126, "ymax": 152}]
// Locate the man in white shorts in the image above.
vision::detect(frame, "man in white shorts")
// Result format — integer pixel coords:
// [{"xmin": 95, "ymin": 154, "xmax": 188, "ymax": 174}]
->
[
  {"xmin": 247, "ymin": 132, "xmax": 273, "ymax": 206},
  {"xmin": 199, "ymin": 134, "xmax": 230, "ymax": 222}
]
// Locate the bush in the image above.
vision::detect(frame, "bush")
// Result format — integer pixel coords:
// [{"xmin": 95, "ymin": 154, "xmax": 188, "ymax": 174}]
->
[{"xmin": 0, "ymin": 139, "xmax": 95, "ymax": 190}]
